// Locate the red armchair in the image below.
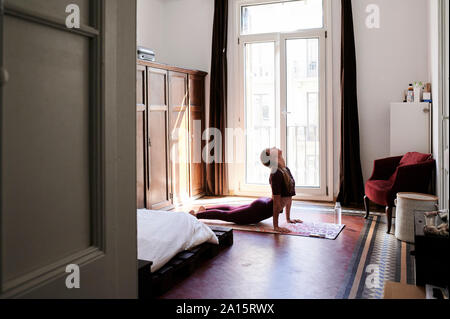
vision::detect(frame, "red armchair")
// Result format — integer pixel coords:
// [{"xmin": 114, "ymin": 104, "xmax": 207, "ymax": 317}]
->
[{"xmin": 364, "ymin": 152, "xmax": 435, "ymax": 234}]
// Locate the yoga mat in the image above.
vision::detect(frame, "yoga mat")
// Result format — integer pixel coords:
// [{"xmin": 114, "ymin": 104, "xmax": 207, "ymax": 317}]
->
[{"xmin": 202, "ymin": 220, "xmax": 345, "ymax": 240}]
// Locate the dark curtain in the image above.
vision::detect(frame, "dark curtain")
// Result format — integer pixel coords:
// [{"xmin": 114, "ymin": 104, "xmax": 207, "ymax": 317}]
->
[
  {"xmin": 337, "ymin": 0, "xmax": 365, "ymax": 206},
  {"xmin": 206, "ymin": 0, "xmax": 229, "ymax": 196}
]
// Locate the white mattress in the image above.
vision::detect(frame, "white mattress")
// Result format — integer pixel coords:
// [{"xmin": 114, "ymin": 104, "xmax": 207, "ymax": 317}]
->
[{"xmin": 137, "ymin": 209, "xmax": 219, "ymax": 272}]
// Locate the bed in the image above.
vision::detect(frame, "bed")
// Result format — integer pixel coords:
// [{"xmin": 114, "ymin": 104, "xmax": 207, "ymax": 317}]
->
[
  {"xmin": 137, "ymin": 209, "xmax": 219, "ymax": 272},
  {"xmin": 137, "ymin": 209, "xmax": 233, "ymax": 298}
]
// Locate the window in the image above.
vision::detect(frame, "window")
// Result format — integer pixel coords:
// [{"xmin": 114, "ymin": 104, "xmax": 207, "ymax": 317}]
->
[
  {"xmin": 241, "ymin": 0, "xmax": 324, "ymax": 35},
  {"xmin": 307, "ymin": 39, "xmax": 319, "ymax": 78},
  {"xmin": 236, "ymin": 0, "xmax": 330, "ymax": 199}
]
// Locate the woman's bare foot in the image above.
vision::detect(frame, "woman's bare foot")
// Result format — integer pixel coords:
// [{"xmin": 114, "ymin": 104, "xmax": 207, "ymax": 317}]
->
[
  {"xmin": 189, "ymin": 210, "xmax": 197, "ymax": 217},
  {"xmin": 198, "ymin": 206, "xmax": 206, "ymax": 212}
]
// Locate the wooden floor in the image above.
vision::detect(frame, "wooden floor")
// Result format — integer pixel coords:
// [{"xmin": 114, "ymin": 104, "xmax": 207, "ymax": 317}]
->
[{"xmin": 161, "ymin": 197, "xmax": 371, "ymax": 299}]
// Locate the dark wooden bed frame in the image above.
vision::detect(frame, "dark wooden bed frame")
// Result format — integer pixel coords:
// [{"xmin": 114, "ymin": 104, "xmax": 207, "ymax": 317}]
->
[{"xmin": 138, "ymin": 226, "xmax": 233, "ymax": 299}]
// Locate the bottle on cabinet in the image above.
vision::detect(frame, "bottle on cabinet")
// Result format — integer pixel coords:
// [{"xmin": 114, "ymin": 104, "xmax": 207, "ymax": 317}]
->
[
  {"xmin": 404, "ymin": 82, "xmax": 428, "ymax": 103},
  {"xmin": 423, "ymin": 83, "xmax": 432, "ymax": 102},
  {"xmin": 406, "ymin": 84, "xmax": 414, "ymax": 103},
  {"xmin": 413, "ymin": 81, "xmax": 424, "ymax": 103}
]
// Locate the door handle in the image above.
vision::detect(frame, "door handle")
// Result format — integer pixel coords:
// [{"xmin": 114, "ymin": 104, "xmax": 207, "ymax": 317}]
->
[
  {"xmin": 0, "ymin": 67, "xmax": 9, "ymax": 87},
  {"xmin": 423, "ymin": 108, "xmax": 430, "ymax": 113}
]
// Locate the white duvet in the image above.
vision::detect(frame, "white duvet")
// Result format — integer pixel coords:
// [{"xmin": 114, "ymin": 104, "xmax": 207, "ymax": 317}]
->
[{"xmin": 137, "ymin": 209, "xmax": 219, "ymax": 272}]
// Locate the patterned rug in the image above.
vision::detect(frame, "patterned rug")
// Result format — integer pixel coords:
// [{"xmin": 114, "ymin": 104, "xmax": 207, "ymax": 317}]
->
[
  {"xmin": 336, "ymin": 216, "xmax": 415, "ymax": 299},
  {"xmin": 202, "ymin": 220, "xmax": 345, "ymax": 240}
]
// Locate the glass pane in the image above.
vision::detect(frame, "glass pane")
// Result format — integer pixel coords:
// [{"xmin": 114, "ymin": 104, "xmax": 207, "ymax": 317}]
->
[
  {"xmin": 286, "ymin": 38, "xmax": 320, "ymax": 187},
  {"xmin": 245, "ymin": 42, "xmax": 276, "ymax": 185},
  {"xmin": 241, "ymin": 0, "xmax": 323, "ymax": 35}
]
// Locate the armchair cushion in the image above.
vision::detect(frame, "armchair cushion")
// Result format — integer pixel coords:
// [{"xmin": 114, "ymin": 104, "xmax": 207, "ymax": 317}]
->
[
  {"xmin": 399, "ymin": 152, "xmax": 432, "ymax": 167},
  {"xmin": 369, "ymin": 156, "xmax": 402, "ymax": 181},
  {"xmin": 389, "ymin": 152, "xmax": 432, "ymax": 182},
  {"xmin": 365, "ymin": 180, "xmax": 394, "ymax": 206},
  {"xmin": 391, "ymin": 160, "xmax": 435, "ymax": 192}
]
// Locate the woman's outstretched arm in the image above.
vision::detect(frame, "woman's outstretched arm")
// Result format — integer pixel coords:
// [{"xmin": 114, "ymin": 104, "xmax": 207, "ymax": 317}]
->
[
  {"xmin": 273, "ymin": 195, "xmax": 290, "ymax": 233},
  {"xmin": 285, "ymin": 197, "xmax": 303, "ymax": 224}
]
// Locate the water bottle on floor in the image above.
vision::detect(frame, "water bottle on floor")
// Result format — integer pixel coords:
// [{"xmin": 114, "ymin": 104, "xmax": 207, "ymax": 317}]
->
[{"xmin": 335, "ymin": 202, "xmax": 342, "ymax": 225}]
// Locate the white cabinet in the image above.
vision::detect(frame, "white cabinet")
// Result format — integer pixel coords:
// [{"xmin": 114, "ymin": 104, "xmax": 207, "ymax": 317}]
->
[{"xmin": 390, "ymin": 102, "xmax": 431, "ymax": 156}]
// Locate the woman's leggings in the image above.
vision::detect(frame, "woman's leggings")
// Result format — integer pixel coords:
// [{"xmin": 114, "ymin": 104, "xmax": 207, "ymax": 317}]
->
[{"xmin": 196, "ymin": 197, "xmax": 276, "ymax": 225}]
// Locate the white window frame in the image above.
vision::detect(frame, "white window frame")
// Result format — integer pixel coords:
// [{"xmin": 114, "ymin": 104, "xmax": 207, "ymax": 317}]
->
[{"xmin": 228, "ymin": 0, "xmax": 334, "ymax": 202}]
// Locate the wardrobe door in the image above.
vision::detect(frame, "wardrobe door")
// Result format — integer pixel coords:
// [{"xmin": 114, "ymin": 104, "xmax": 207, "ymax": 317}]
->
[
  {"xmin": 147, "ymin": 67, "xmax": 172, "ymax": 210},
  {"xmin": 169, "ymin": 71, "xmax": 190, "ymax": 205},
  {"xmin": 136, "ymin": 65, "xmax": 147, "ymax": 209},
  {"xmin": 188, "ymin": 74, "xmax": 206, "ymax": 198}
]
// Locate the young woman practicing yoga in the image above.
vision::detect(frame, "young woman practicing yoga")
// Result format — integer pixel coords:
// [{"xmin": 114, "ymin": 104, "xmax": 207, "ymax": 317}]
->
[{"xmin": 190, "ymin": 147, "xmax": 303, "ymax": 233}]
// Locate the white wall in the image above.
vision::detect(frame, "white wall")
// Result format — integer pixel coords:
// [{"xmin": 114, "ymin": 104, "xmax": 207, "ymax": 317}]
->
[
  {"xmin": 162, "ymin": 0, "xmax": 214, "ymax": 73},
  {"xmin": 351, "ymin": 0, "xmax": 430, "ymax": 183},
  {"xmin": 137, "ymin": 0, "xmax": 213, "ymax": 70},
  {"xmin": 137, "ymin": 0, "xmax": 165, "ymax": 60}
]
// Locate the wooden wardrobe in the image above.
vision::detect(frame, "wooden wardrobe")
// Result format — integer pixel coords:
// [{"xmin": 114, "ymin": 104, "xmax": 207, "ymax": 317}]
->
[{"xmin": 137, "ymin": 60, "xmax": 207, "ymax": 210}]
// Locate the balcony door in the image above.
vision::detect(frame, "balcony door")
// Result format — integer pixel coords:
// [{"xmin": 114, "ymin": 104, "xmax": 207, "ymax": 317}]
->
[{"xmin": 236, "ymin": 0, "xmax": 330, "ymax": 200}]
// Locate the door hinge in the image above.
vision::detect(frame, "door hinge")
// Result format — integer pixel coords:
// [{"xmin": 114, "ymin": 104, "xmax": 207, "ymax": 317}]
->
[
  {"xmin": 148, "ymin": 137, "xmax": 152, "ymax": 147},
  {"xmin": 325, "ymin": 31, "xmax": 328, "ymax": 38},
  {"xmin": 326, "ymin": 186, "xmax": 329, "ymax": 196},
  {"xmin": 170, "ymin": 193, "xmax": 174, "ymax": 200},
  {"xmin": 238, "ymin": 38, "xmax": 240, "ymax": 45}
]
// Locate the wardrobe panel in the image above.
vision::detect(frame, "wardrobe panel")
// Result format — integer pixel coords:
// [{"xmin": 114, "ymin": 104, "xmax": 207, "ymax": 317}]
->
[
  {"xmin": 189, "ymin": 75, "xmax": 206, "ymax": 197},
  {"xmin": 169, "ymin": 71, "xmax": 190, "ymax": 205},
  {"xmin": 136, "ymin": 65, "xmax": 146, "ymax": 106},
  {"xmin": 148, "ymin": 70, "xmax": 167, "ymax": 107},
  {"xmin": 147, "ymin": 67, "xmax": 172, "ymax": 210},
  {"xmin": 136, "ymin": 65, "xmax": 147, "ymax": 209},
  {"xmin": 148, "ymin": 112, "xmax": 170, "ymax": 208}
]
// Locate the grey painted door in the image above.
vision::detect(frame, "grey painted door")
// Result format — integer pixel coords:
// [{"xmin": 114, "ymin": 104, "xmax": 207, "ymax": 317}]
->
[{"xmin": 0, "ymin": 0, "xmax": 137, "ymax": 298}]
